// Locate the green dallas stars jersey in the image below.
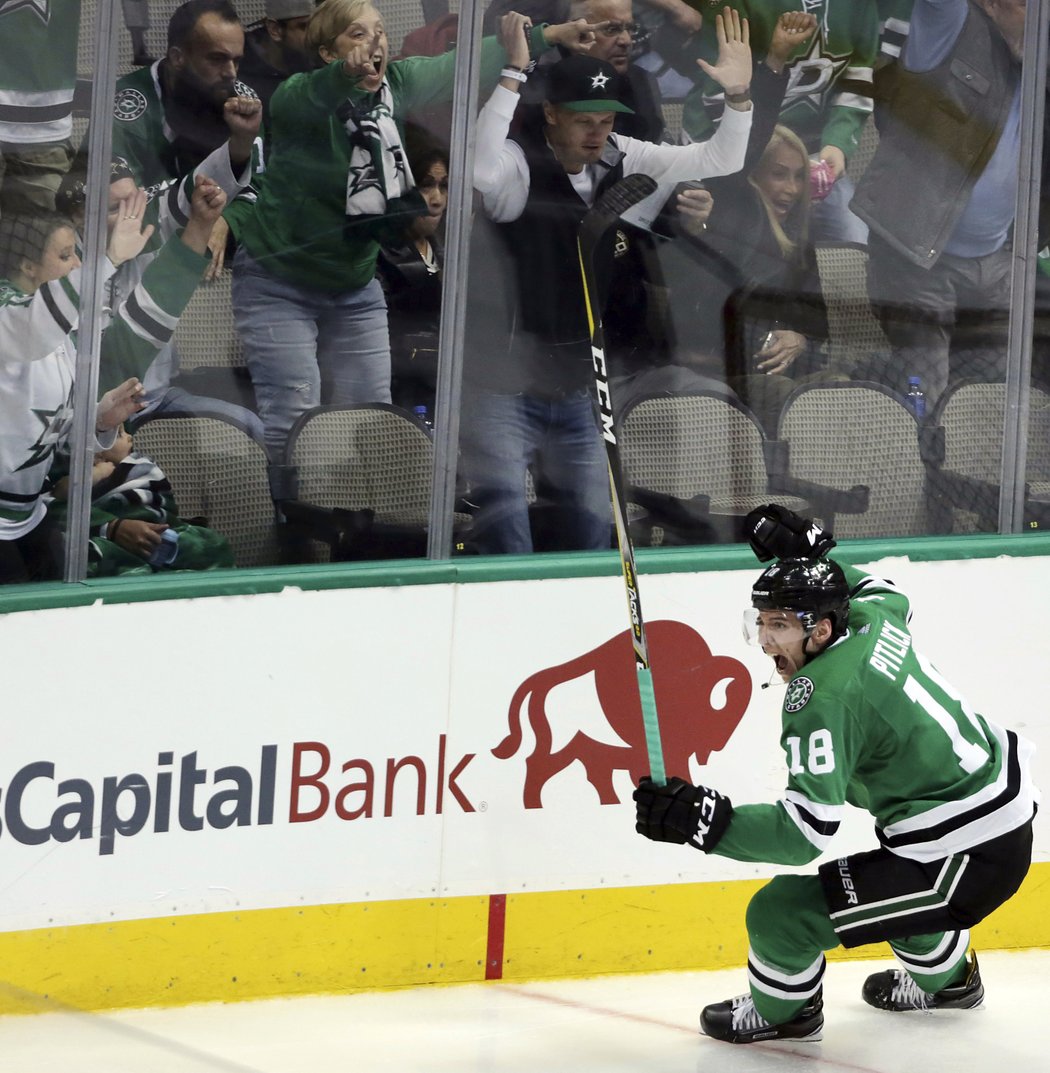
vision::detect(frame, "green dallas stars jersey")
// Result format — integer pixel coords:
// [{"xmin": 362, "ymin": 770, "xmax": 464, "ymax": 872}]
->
[
  {"xmin": 112, "ymin": 63, "xmax": 261, "ymax": 191},
  {"xmin": 714, "ymin": 562, "xmax": 1038, "ymax": 867},
  {"xmin": 0, "ymin": 0, "xmax": 80, "ymax": 143},
  {"xmin": 681, "ymin": 0, "xmax": 878, "ymax": 159}
]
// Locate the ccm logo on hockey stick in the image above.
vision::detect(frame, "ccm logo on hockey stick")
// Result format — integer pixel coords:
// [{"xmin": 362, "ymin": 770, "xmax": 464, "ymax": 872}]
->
[{"xmin": 591, "ymin": 344, "xmax": 616, "ymax": 444}]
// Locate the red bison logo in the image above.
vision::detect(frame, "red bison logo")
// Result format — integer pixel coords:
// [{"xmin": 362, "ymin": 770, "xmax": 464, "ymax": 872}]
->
[{"xmin": 492, "ymin": 620, "xmax": 751, "ymax": 807}]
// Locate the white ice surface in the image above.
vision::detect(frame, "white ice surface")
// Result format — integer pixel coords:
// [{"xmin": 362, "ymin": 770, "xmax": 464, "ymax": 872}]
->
[{"xmin": 1, "ymin": 949, "xmax": 1047, "ymax": 1073}]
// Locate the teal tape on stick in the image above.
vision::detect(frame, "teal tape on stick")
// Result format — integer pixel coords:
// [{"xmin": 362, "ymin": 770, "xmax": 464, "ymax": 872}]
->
[{"xmin": 636, "ymin": 666, "xmax": 665, "ymax": 785}]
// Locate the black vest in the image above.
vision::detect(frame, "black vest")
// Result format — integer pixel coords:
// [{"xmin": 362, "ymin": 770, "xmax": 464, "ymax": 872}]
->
[
  {"xmin": 465, "ymin": 117, "xmax": 630, "ymax": 397},
  {"xmin": 851, "ymin": 2, "xmax": 1019, "ymax": 268}
]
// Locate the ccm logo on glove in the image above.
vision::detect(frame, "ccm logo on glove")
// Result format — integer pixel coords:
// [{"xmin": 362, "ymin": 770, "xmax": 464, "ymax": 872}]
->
[{"xmin": 633, "ymin": 776, "xmax": 733, "ymax": 853}]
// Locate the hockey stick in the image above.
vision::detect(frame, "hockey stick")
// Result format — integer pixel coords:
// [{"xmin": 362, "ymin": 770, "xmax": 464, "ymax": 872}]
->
[{"xmin": 577, "ymin": 172, "xmax": 666, "ymax": 786}]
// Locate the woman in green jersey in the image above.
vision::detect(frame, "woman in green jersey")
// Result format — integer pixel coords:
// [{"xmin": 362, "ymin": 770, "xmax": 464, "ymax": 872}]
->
[{"xmin": 229, "ymin": 0, "xmax": 595, "ymax": 456}]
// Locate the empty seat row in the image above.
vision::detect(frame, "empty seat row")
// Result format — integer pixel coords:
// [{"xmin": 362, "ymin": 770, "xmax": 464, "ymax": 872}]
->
[{"xmin": 129, "ymin": 380, "xmax": 1050, "ymax": 572}]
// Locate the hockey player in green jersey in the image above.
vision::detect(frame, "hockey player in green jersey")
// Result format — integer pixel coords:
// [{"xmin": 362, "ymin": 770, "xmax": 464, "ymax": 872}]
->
[{"xmin": 634, "ymin": 503, "xmax": 1038, "ymax": 1045}]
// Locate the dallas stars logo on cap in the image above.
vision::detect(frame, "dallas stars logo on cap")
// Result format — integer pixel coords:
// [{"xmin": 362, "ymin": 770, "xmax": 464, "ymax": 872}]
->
[{"xmin": 547, "ymin": 55, "xmax": 635, "ymax": 115}]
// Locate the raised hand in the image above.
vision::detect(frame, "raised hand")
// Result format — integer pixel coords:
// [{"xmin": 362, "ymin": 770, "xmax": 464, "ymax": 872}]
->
[
  {"xmin": 223, "ymin": 94, "xmax": 262, "ymax": 139},
  {"xmin": 697, "ymin": 7, "xmax": 752, "ymax": 98},
  {"xmin": 223, "ymin": 94, "xmax": 262, "ymax": 166},
  {"xmin": 106, "ymin": 188, "xmax": 155, "ymax": 266},
  {"xmin": 498, "ymin": 11, "xmax": 533, "ymax": 70},
  {"xmin": 743, "ymin": 503, "xmax": 836, "ymax": 562},
  {"xmin": 182, "ymin": 174, "xmax": 228, "ymax": 258},
  {"xmin": 190, "ymin": 173, "xmax": 227, "ymax": 226},
  {"xmin": 542, "ymin": 18, "xmax": 599, "ymax": 54},
  {"xmin": 767, "ymin": 10, "xmax": 817, "ymax": 73},
  {"xmin": 666, "ymin": 0, "xmax": 703, "ymax": 35}
]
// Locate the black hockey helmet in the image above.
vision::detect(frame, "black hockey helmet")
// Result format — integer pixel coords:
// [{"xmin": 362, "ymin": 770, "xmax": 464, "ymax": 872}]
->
[{"xmin": 750, "ymin": 557, "xmax": 851, "ymax": 640}]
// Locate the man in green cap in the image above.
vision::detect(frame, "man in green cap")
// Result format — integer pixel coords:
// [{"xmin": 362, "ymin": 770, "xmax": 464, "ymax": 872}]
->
[{"xmin": 463, "ymin": 10, "xmax": 753, "ymax": 556}]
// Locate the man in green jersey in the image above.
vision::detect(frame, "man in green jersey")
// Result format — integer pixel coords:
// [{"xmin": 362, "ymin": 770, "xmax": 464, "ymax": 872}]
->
[
  {"xmin": 112, "ymin": 0, "xmax": 260, "ymax": 191},
  {"xmin": 634, "ymin": 503, "xmax": 1038, "ymax": 1045}
]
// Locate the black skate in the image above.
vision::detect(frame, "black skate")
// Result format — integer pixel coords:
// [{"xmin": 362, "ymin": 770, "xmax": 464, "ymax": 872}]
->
[
  {"xmin": 700, "ymin": 989, "xmax": 823, "ymax": 1044},
  {"xmin": 862, "ymin": 951, "xmax": 984, "ymax": 1012}
]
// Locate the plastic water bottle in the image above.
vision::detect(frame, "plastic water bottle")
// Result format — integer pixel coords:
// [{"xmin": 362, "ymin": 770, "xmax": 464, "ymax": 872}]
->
[
  {"xmin": 148, "ymin": 528, "xmax": 180, "ymax": 567},
  {"xmin": 905, "ymin": 376, "xmax": 926, "ymax": 419},
  {"xmin": 412, "ymin": 404, "xmax": 433, "ymax": 430}
]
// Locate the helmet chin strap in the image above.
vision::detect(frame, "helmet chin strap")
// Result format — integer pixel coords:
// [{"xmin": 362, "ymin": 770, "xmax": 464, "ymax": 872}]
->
[
  {"xmin": 762, "ymin": 634, "xmax": 819, "ymax": 688},
  {"xmin": 759, "ymin": 666, "xmax": 785, "ymax": 690}
]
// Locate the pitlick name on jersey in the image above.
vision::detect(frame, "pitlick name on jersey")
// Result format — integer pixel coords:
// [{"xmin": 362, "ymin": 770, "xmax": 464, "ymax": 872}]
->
[{"xmin": 869, "ymin": 620, "xmax": 912, "ymax": 682}]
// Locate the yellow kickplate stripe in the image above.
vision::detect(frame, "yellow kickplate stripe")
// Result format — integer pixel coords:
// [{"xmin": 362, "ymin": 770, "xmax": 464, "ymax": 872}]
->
[
  {"xmin": 0, "ymin": 898, "xmax": 490, "ymax": 1016},
  {"xmin": 502, "ymin": 882, "xmax": 758, "ymax": 979},
  {"xmin": 500, "ymin": 863, "xmax": 1050, "ymax": 980},
  {"xmin": 1, "ymin": 864, "xmax": 1046, "ymax": 1016}
]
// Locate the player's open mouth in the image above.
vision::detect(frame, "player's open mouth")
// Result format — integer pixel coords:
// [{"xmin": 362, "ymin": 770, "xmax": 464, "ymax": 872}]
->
[{"xmin": 773, "ymin": 654, "xmax": 791, "ymax": 675}]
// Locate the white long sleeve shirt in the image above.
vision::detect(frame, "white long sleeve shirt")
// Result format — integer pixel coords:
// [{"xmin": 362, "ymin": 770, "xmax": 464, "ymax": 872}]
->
[{"xmin": 473, "ymin": 84, "xmax": 753, "ymax": 223}]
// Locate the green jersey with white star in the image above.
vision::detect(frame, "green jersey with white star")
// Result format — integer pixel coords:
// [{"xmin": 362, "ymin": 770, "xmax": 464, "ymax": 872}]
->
[
  {"xmin": 111, "ymin": 63, "xmax": 261, "ymax": 191},
  {"xmin": 0, "ymin": 0, "xmax": 80, "ymax": 142},
  {"xmin": 713, "ymin": 562, "xmax": 1038, "ymax": 867},
  {"xmin": 681, "ymin": 0, "xmax": 878, "ymax": 158}
]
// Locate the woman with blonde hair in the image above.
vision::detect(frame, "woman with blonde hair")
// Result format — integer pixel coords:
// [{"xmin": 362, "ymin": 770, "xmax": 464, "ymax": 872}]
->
[
  {"xmin": 650, "ymin": 11, "xmax": 830, "ymax": 432},
  {"xmin": 748, "ymin": 122, "xmax": 811, "ymax": 263}
]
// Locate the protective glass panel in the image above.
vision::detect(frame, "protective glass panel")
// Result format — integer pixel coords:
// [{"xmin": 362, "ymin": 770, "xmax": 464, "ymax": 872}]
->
[
  {"xmin": 3, "ymin": 0, "xmax": 1046, "ymax": 589},
  {"xmin": 0, "ymin": 0, "xmax": 89, "ymax": 585},
  {"xmin": 458, "ymin": 0, "xmax": 1040, "ymax": 553}
]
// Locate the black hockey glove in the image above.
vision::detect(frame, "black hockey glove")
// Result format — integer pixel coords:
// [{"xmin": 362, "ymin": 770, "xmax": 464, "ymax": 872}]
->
[
  {"xmin": 633, "ymin": 776, "xmax": 733, "ymax": 853},
  {"xmin": 744, "ymin": 503, "xmax": 836, "ymax": 562}
]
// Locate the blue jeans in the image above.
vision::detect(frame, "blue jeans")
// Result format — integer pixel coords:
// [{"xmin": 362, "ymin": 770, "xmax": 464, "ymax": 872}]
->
[
  {"xmin": 460, "ymin": 389, "xmax": 612, "ymax": 555},
  {"xmin": 232, "ymin": 248, "xmax": 392, "ymax": 455},
  {"xmin": 867, "ymin": 235, "xmax": 1011, "ymax": 406},
  {"xmin": 139, "ymin": 386, "xmax": 267, "ymax": 444}
]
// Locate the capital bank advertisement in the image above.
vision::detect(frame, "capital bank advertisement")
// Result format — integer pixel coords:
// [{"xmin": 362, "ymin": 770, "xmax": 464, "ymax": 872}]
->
[{"xmin": 1, "ymin": 556, "xmax": 1048, "ymax": 933}]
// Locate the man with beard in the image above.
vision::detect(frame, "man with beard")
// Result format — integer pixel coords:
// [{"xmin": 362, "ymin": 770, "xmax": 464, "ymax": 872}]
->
[
  {"xmin": 519, "ymin": 0, "xmax": 693, "ymax": 143},
  {"xmin": 239, "ymin": 0, "xmax": 318, "ymax": 151},
  {"xmin": 111, "ymin": 0, "xmax": 261, "ymax": 192},
  {"xmin": 633, "ymin": 503, "xmax": 1037, "ymax": 1044}
]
